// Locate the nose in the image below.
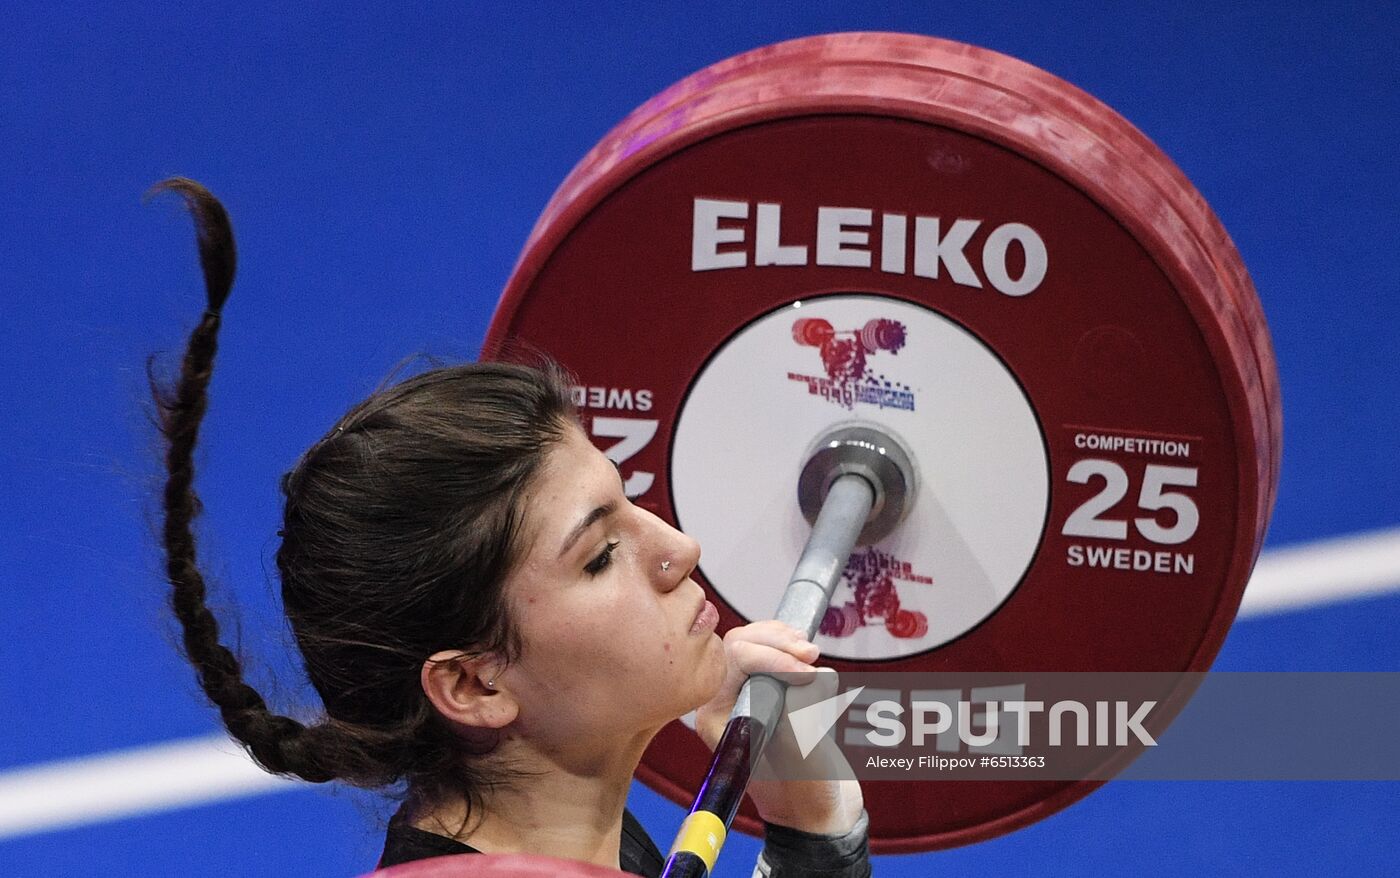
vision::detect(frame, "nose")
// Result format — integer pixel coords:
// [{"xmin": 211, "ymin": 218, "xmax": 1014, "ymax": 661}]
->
[
  {"xmin": 668, "ymin": 530, "xmax": 702, "ymax": 588},
  {"xmin": 638, "ymin": 506, "xmax": 701, "ymax": 591}
]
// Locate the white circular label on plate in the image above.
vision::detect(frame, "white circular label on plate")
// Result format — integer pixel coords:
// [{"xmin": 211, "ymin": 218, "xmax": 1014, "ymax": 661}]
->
[{"xmin": 670, "ymin": 295, "xmax": 1049, "ymax": 659}]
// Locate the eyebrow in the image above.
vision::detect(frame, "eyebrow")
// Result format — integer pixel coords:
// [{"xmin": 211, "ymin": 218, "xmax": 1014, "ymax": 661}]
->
[{"xmin": 558, "ymin": 500, "xmax": 617, "ymax": 558}]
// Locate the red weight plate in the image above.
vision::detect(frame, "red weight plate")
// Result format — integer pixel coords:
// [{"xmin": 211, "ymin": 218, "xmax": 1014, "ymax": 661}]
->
[
  {"xmin": 369, "ymin": 853, "xmax": 627, "ymax": 877},
  {"xmin": 485, "ymin": 34, "xmax": 1278, "ymax": 854}
]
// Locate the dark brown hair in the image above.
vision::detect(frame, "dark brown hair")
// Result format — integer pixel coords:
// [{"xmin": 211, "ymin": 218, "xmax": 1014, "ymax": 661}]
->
[{"xmin": 148, "ymin": 178, "xmax": 574, "ymax": 815}]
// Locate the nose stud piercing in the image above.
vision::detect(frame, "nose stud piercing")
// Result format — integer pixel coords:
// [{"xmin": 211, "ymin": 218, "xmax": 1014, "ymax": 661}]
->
[{"xmin": 661, "ymin": 561, "xmax": 672, "ymax": 572}]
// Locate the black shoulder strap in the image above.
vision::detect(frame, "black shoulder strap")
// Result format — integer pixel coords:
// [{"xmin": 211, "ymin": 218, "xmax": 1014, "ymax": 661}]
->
[
  {"xmin": 377, "ymin": 811, "xmax": 478, "ymax": 869},
  {"xmin": 620, "ymin": 808, "xmax": 666, "ymax": 877}
]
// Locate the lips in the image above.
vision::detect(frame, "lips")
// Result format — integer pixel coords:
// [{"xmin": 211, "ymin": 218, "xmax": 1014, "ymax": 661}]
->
[{"xmin": 689, "ymin": 599, "xmax": 719, "ymax": 635}]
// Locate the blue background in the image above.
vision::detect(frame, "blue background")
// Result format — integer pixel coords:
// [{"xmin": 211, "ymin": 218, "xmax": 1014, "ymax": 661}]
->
[{"xmin": 1, "ymin": 2, "xmax": 1396, "ymax": 875}]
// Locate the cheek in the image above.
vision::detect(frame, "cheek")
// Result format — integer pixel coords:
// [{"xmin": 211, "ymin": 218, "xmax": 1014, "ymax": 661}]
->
[
  {"xmin": 617, "ymin": 601, "xmax": 680, "ymax": 662},
  {"xmin": 527, "ymin": 590, "xmax": 664, "ymax": 666},
  {"xmin": 591, "ymin": 599, "xmax": 702, "ymax": 694}
]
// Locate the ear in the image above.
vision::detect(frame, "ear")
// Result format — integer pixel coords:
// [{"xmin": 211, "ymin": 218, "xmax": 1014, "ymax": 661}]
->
[{"xmin": 420, "ymin": 650, "xmax": 518, "ymax": 730}]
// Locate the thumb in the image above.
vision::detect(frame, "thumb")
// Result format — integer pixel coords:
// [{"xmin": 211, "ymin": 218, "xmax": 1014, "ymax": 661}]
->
[{"xmin": 754, "ymin": 669, "xmax": 858, "ymax": 783}]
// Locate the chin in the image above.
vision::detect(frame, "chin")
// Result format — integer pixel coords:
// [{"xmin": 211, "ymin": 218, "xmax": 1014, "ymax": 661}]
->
[{"xmin": 685, "ymin": 638, "xmax": 728, "ymax": 707}]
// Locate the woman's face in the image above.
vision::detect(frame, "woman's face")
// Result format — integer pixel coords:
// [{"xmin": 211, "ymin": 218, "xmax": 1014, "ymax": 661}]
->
[{"xmin": 496, "ymin": 424, "xmax": 725, "ymax": 751}]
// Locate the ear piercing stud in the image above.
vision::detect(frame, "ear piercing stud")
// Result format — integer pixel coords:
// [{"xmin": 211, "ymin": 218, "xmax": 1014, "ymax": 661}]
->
[{"xmin": 661, "ymin": 561, "xmax": 672, "ymax": 572}]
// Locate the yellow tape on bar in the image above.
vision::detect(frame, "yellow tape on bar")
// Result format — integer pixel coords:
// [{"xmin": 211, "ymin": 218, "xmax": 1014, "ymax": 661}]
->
[{"xmin": 668, "ymin": 810, "xmax": 727, "ymax": 873}]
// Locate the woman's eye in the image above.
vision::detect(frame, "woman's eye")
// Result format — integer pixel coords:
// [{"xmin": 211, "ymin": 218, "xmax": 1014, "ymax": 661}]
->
[{"xmin": 585, "ymin": 540, "xmax": 620, "ymax": 576}]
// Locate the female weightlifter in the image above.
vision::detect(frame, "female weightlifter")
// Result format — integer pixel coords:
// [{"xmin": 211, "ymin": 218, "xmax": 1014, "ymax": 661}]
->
[{"xmin": 149, "ymin": 178, "xmax": 871, "ymax": 877}]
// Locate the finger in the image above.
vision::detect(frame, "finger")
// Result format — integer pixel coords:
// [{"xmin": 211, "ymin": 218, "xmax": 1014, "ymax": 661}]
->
[
  {"xmin": 724, "ymin": 623, "xmax": 823, "ymax": 667},
  {"xmin": 780, "ymin": 666, "xmax": 840, "ymax": 708},
  {"xmin": 723, "ymin": 620, "xmax": 813, "ymax": 651},
  {"xmin": 726, "ymin": 639, "xmax": 821, "ymax": 681}
]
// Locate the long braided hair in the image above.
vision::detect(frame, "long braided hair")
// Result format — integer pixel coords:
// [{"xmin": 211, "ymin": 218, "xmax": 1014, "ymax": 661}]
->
[{"xmin": 149, "ymin": 178, "xmax": 574, "ymax": 813}]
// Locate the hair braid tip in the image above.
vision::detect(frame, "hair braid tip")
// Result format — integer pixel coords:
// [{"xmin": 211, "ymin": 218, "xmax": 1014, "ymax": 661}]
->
[{"xmin": 148, "ymin": 177, "xmax": 237, "ymax": 313}]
